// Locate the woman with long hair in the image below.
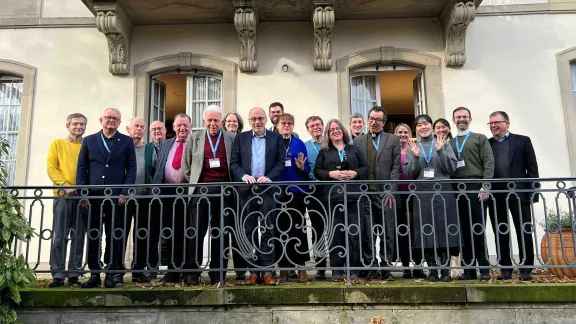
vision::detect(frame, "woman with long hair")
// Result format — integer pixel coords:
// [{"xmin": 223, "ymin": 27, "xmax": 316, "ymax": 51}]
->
[
  {"xmin": 314, "ymin": 119, "xmax": 368, "ymax": 283},
  {"xmin": 403, "ymin": 114, "xmax": 459, "ymax": 282},
  {"xmin": 222, "ymin": 111, "xmax": 244, "ymax": 134},
  {"xmin": 433, "ymin": 118, "xmax": 453, "ymax": 140}
]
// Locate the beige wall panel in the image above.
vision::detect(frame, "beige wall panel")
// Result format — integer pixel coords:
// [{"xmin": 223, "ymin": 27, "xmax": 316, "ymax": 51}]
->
[
  {"xmin": 0, "ymin": 0, "xmax": 40, "ymax": 18},
  {"xmin": 41, "ymin": 0, "xmax": 93, "ymax": 18}
]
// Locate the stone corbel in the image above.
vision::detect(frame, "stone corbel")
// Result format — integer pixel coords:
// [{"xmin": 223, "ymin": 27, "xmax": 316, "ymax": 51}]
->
[
  {"xmin": 313, "ymin": 2, "xmax": 335, "ymax": 71},
  {"xmin": 441, "ymin": 1, "xmax": 476, "ymax": 67},
  {"xmin": 94, "ymin": 1, "xmax": 133, "ymax": 75},
  {"xmin": 234, "ymin": 1, "xmax": 258, "ymax": 72}
]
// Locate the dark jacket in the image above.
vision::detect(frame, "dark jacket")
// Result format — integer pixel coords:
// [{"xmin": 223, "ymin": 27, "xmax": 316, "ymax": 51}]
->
[
  {"xmin": 76, "ymin": 130, "xmax": 136, "ymax": 195},
  {"xmin": 489, "ymin": 133, "xmax": 539, "ymax": 202},
  {"xmin": 230, "ymin": 129, "xmax": 285, "ymax": 182}
]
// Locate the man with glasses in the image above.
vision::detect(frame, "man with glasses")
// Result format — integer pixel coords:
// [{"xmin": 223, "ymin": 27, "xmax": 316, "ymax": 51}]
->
[
  {"xmin": 77, "ymin": 108, "xmax": 137, "ymax": 288},
  {"xmin": 449, "ymin": 107, "xmax": 494, "ymax": 282},
  {"xmin": 349, "ymin": 113, "xmax": 365, "ymax": 142},
  {"xmin": 353, "ymin": 106, "xmax": 401, "ymax": 281},
  {"xmin": 268, "ymin": 102, "xmax": 299, "ymax": 138},
  {"xmin": 47, "ymin": 113, "xmax": 88, "ymax": 288},
  {"xmin": 487, "ymin": 111, "xmax": 539, "ymax": 281},
  {"xmin": 149, "ymin": 120, "xmax": 167, "ymax": 154},
  {"xmin": 230, "ymin": 107, "xmax": 284, "ymax": 286}
]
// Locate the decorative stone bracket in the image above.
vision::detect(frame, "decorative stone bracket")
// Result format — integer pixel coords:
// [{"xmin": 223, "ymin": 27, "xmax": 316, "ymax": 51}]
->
[
  {"xmin": 441, "ymin": 1, "xmax": 476, "ymax": 67},
  {"xmin": 234, "ymin": 0, "xmax": 258, "ymax": 72},
  {"xmin": 313, "ymin": 1, "xmax": 335, "ymax": 71},
  {"xmin": 94, "ymin": 1, "xmax": 133, "ymax": 75}
]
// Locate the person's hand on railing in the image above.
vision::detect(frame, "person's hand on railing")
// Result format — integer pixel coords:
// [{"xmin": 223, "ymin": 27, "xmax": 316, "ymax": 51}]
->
[
  {"xmin": 478, "ymin": 188, "xmax": 488, "ymax": 201},
  {"xmin": 65, "ymin": 188, "xmax": 76, "ymax": 196},
  {"xmin": 242, "ymin": 175, "xmax": 257, "ymax": 184},
  {"xmin": 256, "ymin": 176, "xmax": 271, "ymax": 183},
  {"xmin": 407, "ymin": 139, "xmax": 420, "ymax": 156},
  {"xmin": 119, "ymin": 195, "xmax": 127, "ymax": 206}
]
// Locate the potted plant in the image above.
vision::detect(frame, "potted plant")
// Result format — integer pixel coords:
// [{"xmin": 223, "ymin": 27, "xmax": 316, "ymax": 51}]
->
[{"xmin": 540, "ymin": 207, "xmax": 576, "ymax": 278}]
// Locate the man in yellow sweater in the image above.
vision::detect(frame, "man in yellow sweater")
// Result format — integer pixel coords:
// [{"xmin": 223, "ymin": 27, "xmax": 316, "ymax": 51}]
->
[{"xmin": 47, "ymin": 113, "xmax": 87, "ymax": 287}]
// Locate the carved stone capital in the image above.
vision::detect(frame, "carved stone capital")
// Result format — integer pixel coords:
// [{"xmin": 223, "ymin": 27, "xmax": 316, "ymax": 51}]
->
[
  {"xmin": 313, "ymin": 5, "xmax": 335, "ymax": 70},
  {"xmin": 94, "ymin": 2, "xmax": 133, "ymax": 75},
  {"xmin": 234, "ymin": 2, "xmax": 258, "ymax": 72},
  {"xmin": 442, "ymin": 1, "xmax": 476, "ymax": 67}
]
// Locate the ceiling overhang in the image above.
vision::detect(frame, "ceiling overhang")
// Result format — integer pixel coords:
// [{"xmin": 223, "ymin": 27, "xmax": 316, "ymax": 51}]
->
[{"xmin": 84, "ymin": 0, "xmax": 483, "ymax": 75}]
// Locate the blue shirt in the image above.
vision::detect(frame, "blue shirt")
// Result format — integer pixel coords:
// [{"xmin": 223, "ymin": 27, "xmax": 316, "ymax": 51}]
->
[
  {"xmin": 304, "ymin": 139, "xmax": 322, "ymax": 181},
  {"xmin": 494, "ymin": 131, "xmax": 510, "ymax": 143},
  {"xmin": 250, "ymin": 130, "xmax": 267, "ymax": 178}
]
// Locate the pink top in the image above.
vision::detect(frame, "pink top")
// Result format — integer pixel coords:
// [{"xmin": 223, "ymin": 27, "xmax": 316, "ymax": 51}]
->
[
  {"xmin": 164, "ymin": 139, "xmax": 186, "ymax": 184},
  {"xmin": 398, "ymin": 152, "xmax": 412, "ymax": 191}
]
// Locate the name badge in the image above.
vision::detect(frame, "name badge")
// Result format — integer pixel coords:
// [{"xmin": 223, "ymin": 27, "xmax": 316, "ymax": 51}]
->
[
  {"xmin": 423, "ymin": 168, "xmax": 435, "ymax": 179},
  {"xmin": 285, "ymin": 160, "xmax": 292, "ymax": 167},
  {"xmin": 209, "ymin": 158, "xmax": 221, "ymax": 168},
  {"xmin": 457, "ymin": 160, "xmax": 466, "ymax": 168}
]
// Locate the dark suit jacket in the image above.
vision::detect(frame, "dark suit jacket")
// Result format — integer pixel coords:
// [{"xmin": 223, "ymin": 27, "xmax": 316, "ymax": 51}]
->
[
  {"xmin": 353, "ymin": 132, "xmax": 401, "ymax": 190},
  {"xmin": 76, "ymin": 130, "xmax": 136, "ymax": 195},
  {"xmin": 152, "ymin": 137, "xmax": 179, "ymax": 184},
  {"xmin": 489, "ymin": 133, "xmax": 539, "ymax": 202},
  {"xmin": 230, "ymin": 130, "xmax": 285, "ymax": 183}
]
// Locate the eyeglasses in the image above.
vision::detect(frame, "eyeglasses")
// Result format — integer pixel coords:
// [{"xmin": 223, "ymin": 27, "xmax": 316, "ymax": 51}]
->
[
  {"xmin": 206, "ymin": 118, "xmax": 221, "ymax": 123},
  {"xmin": 368, "ymin": 117, "xmax": 384, "ymax": 123},
  {"xmin": 329, "ymin": 127, "xmax": 342, "ymax": 134},
  {"xmin": 249, "ymin": 117, "xmax": 266, "ymax": 123},
  {"xmin": 69, "ymin": 122, "xmax": 86, "ymax": 127},
  {"xmin": 103, "ymin": 116, "xmax": 119, "ymax": 122},
  {"xmin": 279, "ymin": 121, "xmax": 293, "ymax": 126},
  {"xmin": 487, "ymin": 121, "xmax": 507, "ymax": 126},
  {"xmin": 150, "ymin": 127, "xmax": 165, "ymax": 132},
  {"xmin": 307, "ymin": 122, "xmax": 323, "ymax": 129}
]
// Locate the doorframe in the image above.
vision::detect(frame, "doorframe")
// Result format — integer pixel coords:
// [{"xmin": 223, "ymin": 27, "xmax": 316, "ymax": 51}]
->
[{"xmin": 336, "ymin": 47, "xmax": 444, "ymax": 124}]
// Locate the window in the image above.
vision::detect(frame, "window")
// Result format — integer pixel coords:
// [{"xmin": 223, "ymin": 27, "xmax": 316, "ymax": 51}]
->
[
  {"xmin": 0, "ymin": 74, "xmax": 23, "ymax": 186},
  {"xmin": 350, "ymin": 73, "xmax": 380, "ymax": 124},
  {"xmin": 186, "ymin": 74, "xmax": 222, "ymax": 130},
  {"xmin": 150, "ymin": 79, "xmax": 166, "ymax": 124},
  {"xmin": 572, "ymin": 63, "xmax": 576, "ymax": 104}
]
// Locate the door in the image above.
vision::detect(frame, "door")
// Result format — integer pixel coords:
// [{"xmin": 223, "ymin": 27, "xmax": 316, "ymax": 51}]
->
[
  {"xmin": 413, "ymin": 72, "xmax": 426, "ymax": 116},
  {"xmin": 186, "ymin": 74, "xmax": 222, "ymax": 131},
  {"xmin": 150, "ymin": 79, "xmax": 166, "ymax": 124}
]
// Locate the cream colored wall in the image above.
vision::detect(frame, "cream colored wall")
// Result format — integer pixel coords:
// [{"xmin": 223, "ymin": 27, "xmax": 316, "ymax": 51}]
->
[{"xmin": 41, "ymin": 0, "xmax": 93, "ymax": 18}]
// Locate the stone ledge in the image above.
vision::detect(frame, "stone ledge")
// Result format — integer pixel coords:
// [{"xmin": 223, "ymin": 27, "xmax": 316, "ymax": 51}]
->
[{"xmin": 466, "ymin": 284, "xmax": 576, "ymax": 303}]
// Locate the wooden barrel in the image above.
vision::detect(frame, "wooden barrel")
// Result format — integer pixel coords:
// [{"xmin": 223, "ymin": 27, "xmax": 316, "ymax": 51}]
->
[{"xmin": 540, "ymin": 229, "xmax": 576, "ymax": 278}]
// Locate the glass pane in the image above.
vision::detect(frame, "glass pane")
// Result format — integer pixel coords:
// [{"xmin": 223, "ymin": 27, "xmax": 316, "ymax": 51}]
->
[
  {"xmin": 351, "ymin": 99, "xmax": 363, "ymax": 116},
  {"xmin": 9, "ymin": 105, "xmax": 20, "ymax": 132},
  {"xmin": 351, "ymin": 76, "xmax": 362, "ymax": 99},
  {"xmin": 7, "ymin": 134, "xmax": 18, "ymax": 159},
  {"xmin": 207, "ymin": 77, "xmax": 222, "ymax": 101},
  {"xmin": 11, "ymin": 82, "xmax": 22, "ymax": 105},
  {"xmin": 193, "ymin": 76, "xmax": 207, "ymax": 101},
  {"xmin": 159, "ymin": 84, "xmax": 165, "ymax": 108},
  {"xmin": 364, "ymin": 75, "xmax": 376, "ymax": 101},
  {"xmin": 0, "ymin": 82, "xmax": 10, "ymax": 105},
  {"xmin": 154, "ymin": 83, "xmax": 160, "ymax": 106},
  {"xmin": 5, "ymin": 161, "xmax": 15, "ymax": 186},
  {"xmin": 571, "ymin": 65, "xmax": 576, "ymax": 91},
  {"xmin": 0, "ymin": 106, "xmax": 7, "ymax": 132},
  {"xmin": 193, "ymin": 102, "xmax": 205, "ymax": 128}
]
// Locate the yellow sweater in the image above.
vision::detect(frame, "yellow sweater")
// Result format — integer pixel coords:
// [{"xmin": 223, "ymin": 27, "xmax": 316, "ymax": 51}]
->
[{"xmin": 46, "ymin": 138, "xmax": 82, "ymax": 195}]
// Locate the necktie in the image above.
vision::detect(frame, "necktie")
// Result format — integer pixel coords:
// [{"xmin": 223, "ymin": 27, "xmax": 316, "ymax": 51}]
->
[{"xmin": 172, "ymin": 140, "xmax": 184, "ymax": 170}]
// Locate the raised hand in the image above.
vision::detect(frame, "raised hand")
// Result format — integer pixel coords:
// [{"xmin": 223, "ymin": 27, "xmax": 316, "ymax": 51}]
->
[
  {"xmin": 435, "ymin": 133, "xmax": 447, "ymax": 151},
  {"xmin": 407, "ymin": 140, "xmax": 421, "ymax": 156},
  {"xmin": 295, "ymin": 152, "xmax": 307, "ymax": 170}
]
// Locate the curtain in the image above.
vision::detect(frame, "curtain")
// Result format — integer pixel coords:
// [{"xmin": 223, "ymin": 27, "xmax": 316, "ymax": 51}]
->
[
  {"xmin": 350, "ymin": 75, "xmax": 377, "ymax": 123},
  {"xmin": 0, "ymin": 80, "xmax": 22, "ymax": 186}
]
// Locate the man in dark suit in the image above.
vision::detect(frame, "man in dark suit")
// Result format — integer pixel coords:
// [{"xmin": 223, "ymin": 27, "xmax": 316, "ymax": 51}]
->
[
  {"xmin": 77, "ymin": 108, "xmax": 137, "ymax": 288},
  {"xmin": 487, "ymin": 110, "xmax": 539, "ymax": 281},
  {"xmin": 353, "ymin": 106, "xmax": 401, "ymax": 281},
  {"xmin": 230, "ymin": 107, "xmax": 284, "ymax": 286},
  {"xmin": 153, "ymin": 113, "xmax": 192, "ymax": 283}
]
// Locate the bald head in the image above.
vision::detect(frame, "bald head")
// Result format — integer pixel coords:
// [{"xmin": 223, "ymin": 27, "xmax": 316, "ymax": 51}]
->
[{"xmin": 248, "ymin": 107, "xmax": 267, "ymax": 136}]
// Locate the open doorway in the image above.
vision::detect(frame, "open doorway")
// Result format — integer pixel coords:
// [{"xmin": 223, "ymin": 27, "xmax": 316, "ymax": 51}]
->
[{"xmin": 350, "ymin": 65, "xmax": 425, "ymax": 137}]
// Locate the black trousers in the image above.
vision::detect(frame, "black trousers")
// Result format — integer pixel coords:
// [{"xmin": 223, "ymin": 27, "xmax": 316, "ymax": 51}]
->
[
  {"xmin": 487, "ymin": 193, "xmax": 535, "ymax": 273},
  {"xmin": 185, "ymin": 186, "xmax": 231, "ymax": 281},
  {"xmin": 86, "ymin": 198, "xmax": 131, "ymax": 277},
  {"xmin": 330, "ymin": 201, "xmax": 360, "ymax": 275},
  {"xmin": 276, "ymin": 193, "xmax": 310, "ymax": 267},
  {"xmin": 229, "ymin": 192, "xmax": 248, "ymax": 275},
  {"xmin": 128, "ymin": 198, "xmax": 161, "ymax": 272},
  {"xmin": 396, "ymin": 194, "xmax": 415, "ymax": 267},
  {"xmin": 456, "ymin": 183, "xmax": 490, "ymax": 274},
  {"xmin": 305, "ymin": 197, "xmax": 328, "ymax": 269},
  {"xmin": 241, "ymin": 190, "xmax": 277, "ymax": 271},
  {"xmin": 161, "ymin": 188, "xmax": 188, "ymax": 271},
  {"xmin": 361, "ymin": 192, "xmax": 396, "ymax": 268}
]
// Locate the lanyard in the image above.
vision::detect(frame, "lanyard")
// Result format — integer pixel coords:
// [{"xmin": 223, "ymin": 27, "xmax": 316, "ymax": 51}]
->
[
  {"xmin": 284, "ymin": 137, "xmax": 292, "ymax": 159},
  {"xmin": 101, "ymin": 132, "xmax": 112, "ymax": 153},
  {"xmin": 455, "ymin": 132, "xmax": 471, "ymax": 159},
  {"xmin": 338, "ymin": 148, "xmax": 345, "ymax": 162},
  {"xmin": 207, "ymin": 129, "xmax": 223, "ymax": 158},
  {"xmin": 311, "ymin": 141, "xmax": 320, "ymax": 154},
  {"xmin": 371, "ymin": 133, "xmax": 381, "ymax": 151},
  {"xmin": 419, "ymin": 139, "xmax": 435, "ymax": 167}
]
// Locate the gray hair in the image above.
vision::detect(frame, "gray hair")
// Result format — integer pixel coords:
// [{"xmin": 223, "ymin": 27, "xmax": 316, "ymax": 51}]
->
[
  {"xmin": 102, "ymin": 107, "xmax": 122, "ymax": 118},
  {"xmin": 321, "ymin": 119, "xmax": 350, "ymax": 150},
  {"xmin": 349, "ymin": 112, "xmax": 364, "ymax": 124},
  {"xmin": 203, "ymin": 105, "xmax": 223, "ymax": 120},
  {"xmin": 66, "ymin": 113, "xmax": 87, "ymax": 125},
  {"xmin": 127, "ymin": 116, "xmax": 145, "ymax": 127}
]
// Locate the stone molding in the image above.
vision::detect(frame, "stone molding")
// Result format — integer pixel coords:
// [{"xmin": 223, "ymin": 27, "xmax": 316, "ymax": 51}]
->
[
  {"xmin": 312, "ymin": 3, "xmax": 335, "ymax": 71},
  {"xmin": 335, "ymin": 47, "xmax": 444, "ymax": 123},
  {"xmin": 0, "ymin": 59, "xmax": 36, "ymax": 186},
  {"xmin": 442, "ymin": 1, "xmax": 476, "ymax": 67},
  {"xmin": 234, "ymin": 1, "xmax": 258, "ymax": 72},
  {"xmin": 556, "ymin": 46, "xmax": 576, "ymax": 178},
  {"xmin": 94, "ymin": 2, "xmax": 133, "ymax": 76}
]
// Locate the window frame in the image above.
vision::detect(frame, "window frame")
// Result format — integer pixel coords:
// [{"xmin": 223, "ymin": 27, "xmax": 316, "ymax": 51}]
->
[
  {"xmin": 557, "ymin": 47, "xmax": 576, "ymax": 178},
  {"xmin": 0, "ymin": 75, "xmax": 24, "ymax": 186},
  {"xmin": 186, "ymin": 72, "xmax": 223, "ymax": 131}
]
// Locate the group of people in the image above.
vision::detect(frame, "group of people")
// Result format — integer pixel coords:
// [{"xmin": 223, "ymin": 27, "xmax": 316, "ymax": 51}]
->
[{"xmin": 46, "ymin": 102, "xmax": 539, "ymax": 289}]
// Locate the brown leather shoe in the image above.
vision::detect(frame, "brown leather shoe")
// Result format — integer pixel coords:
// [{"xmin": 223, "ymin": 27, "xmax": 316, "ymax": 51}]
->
[
  {"xmin": 279, "ymin": 271, "xmax": 289, "ymax": 282},
  {"xmin": 261, "ymin": 272, "xmax": 277, "ymax": 286},
  {"xmin": 244, "ymin": 273, "xmax": 259, "ymax": 286},
  {"xmin": 297, "ymin": 270, "xmax": 308, "ymax": 283}
]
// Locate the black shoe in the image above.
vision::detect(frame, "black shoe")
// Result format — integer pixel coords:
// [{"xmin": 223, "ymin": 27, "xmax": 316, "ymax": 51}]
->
[
  {"xmin": 105, "ymin": 275, "xmax": 123, "ymax": 288},
  {"xmin": 459, "ymin": 272, "xmax": 477, "ymax": 281},
  {"xmin": 81, "ymin": 275, "xmax": 101, "ymax": 288},
  {"xmin": 132, "ymin": 274, "xmax": 152, "ymax": 283},
  {"xmin": 402, "ymin": 270, "xmax": 413, "ymax": 279},
  {"xmin": 49, "ymin": 278, "xmax": 64, "ymax": 288},
  {"xmin": 67, "ymin": 277, "xmax": 81, "ymax": 287},
  {"xmin": 412, "ymin": 269, "xmax": 427, "ymax": 279},
  {"xmin": 235, "ymin": 272, "xmax": 246, "ymax": 281},
  {"xmin": 331, "ymin": 271, "xmax": 344, "ymax": 282},
  {"xmin": 428, "ymin": 270, "xmax": 439, "ymax": 282},
  {"xmin": 366, "ymin": 270, "xmax": 380, "ymax": 281},
  {"xmin": 315, "ymin": 270, "xmax": 326, "ymax": 280},
  {"xmin": 358, "ymin": 270, "xmax": 368, "ymax": 278},
  {"xmin": 289, "ymin": 270, "xmax": 298, "ymax": 279},
  {"xmin": 161, "ymin": 272, "xmax": 181, "ymax": 283},
  {"xmin": 350, "ymin": 273, "xmax": 360, "ymax": 284},
  {"xmin": 519, "ymin": 272, "xmax": 533, "ymax": 281},
  {"xmin": 497, "ymin": 270, "xmax": 512, "ymax": 280},
  {"xmin": 381, "ymin": 271, "xmax": 395, "ymax": 281},
  {"xmin": 440, "ymin": 269, "xmax": 452, "ymax": 282},
  {"xmin": 185, "ymin": 275, "xmax": 200, "ymax": 286},
  {"xmin": 480, "ymin": 273, "xmax": 491, "ymax": 282}
]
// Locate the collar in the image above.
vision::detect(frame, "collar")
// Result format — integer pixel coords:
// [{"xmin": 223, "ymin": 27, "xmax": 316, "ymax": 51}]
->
[
  {"xmin": 68, "ymin": 136, "xmax": 82, "ymax": 142},
  {"xmin": 369, "ymin": 131, "xmax": 382, "ymax": 138},
  {"xmin": 253, "ymin": 130, "xmax": 267, "ymax": 138},
  {"xmin": 313, "ymin": 137, "xmax": 323, "ymax": 144},
  {"xmin": 494, "ymin": 131, "xmax": 510, "ymax": 142},
  {"xmin": 100, "ymin": 130, "xmax": 117, "ymax": 140},
  {"xmin": 457, "ymin": 130, "xmax": 471, "ymax": 137}
]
